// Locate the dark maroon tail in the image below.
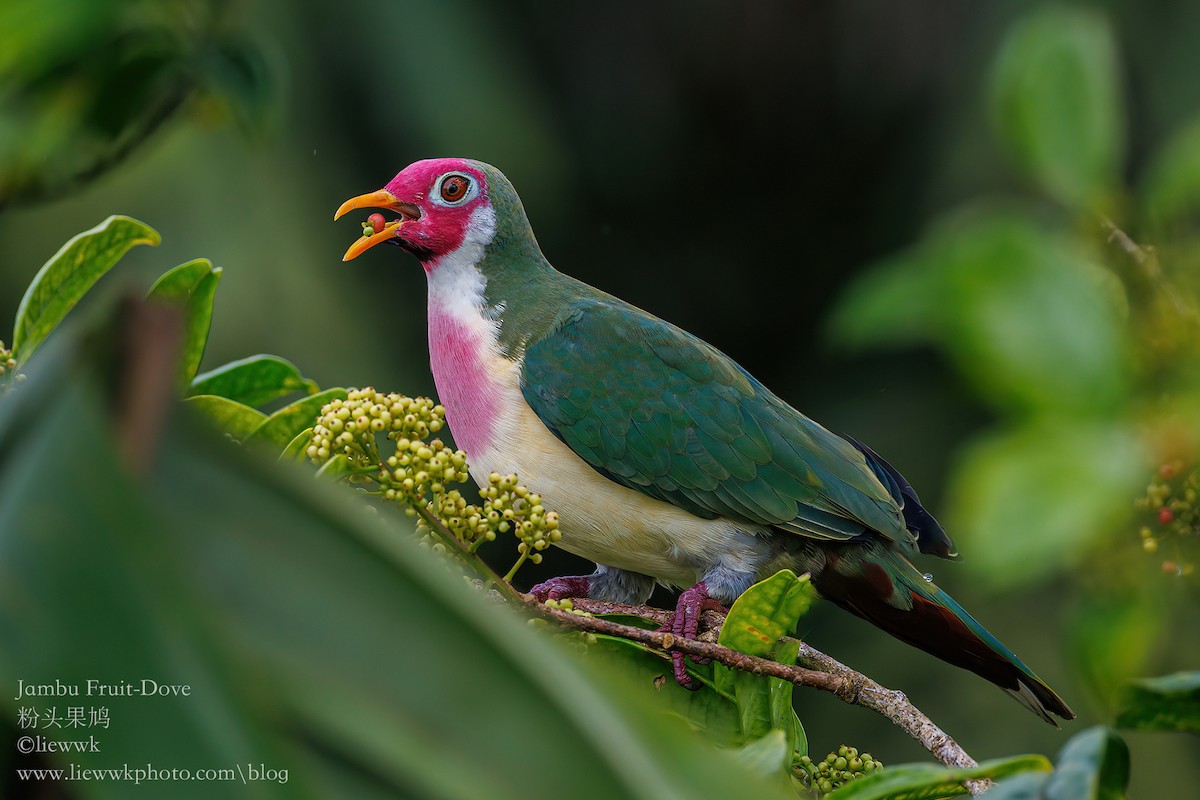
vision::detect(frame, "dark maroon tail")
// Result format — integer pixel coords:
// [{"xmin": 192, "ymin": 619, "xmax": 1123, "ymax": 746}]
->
[{"xmin": 809, "ymin": 542, "xmax": 1075, "ymax": 725}]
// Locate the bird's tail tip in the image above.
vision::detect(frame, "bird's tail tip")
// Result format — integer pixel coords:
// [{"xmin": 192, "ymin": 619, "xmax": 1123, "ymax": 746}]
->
[{"xmin": 1006, "ymin": 674, "xmax": 1076, "ymax": 727}]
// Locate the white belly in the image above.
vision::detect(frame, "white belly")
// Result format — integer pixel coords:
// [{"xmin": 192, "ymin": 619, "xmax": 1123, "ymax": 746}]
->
[{"xmin": 465, "ymin": 356, "xmax": 769, "ymax": 586}]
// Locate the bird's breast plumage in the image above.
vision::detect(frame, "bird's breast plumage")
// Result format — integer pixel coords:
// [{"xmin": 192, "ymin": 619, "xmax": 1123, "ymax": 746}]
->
[{"xmin": 424, "ymin": 249, "xmax": 774, "ymax": 587}]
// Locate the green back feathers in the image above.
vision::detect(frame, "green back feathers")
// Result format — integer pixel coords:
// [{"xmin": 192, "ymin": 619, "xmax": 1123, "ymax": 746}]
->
[{"xmin": 520, "ymin": 296, "xmax": 911, "ymax": 545}]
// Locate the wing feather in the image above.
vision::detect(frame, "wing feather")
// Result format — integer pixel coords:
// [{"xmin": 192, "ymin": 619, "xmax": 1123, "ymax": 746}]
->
[{"xmin": 520, "ymin": 297, "xmax": 913, "ymax": 547}]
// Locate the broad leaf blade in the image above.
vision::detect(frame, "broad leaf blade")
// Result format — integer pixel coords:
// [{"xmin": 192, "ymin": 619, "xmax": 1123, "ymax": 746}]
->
[
  {"xmin": 718, "ymin": 570, "xmax": 814, "ymax": 658},
  {"xmin": 146, "ymin": 259, "xmax": 222, "ymax": 387},
  {"xmin": 769, "ymin": 638, "xmax": 805, "ymax": 758},
  {"xmin": 281, "ymin": 427, "xmax": 314, "ymax": 462},
  {"xmin": 1042, "ymin": 726, "xmax": 1129, "ymax": 800},
  {"xmin": 1140, "ymin": 115, "xmax": 1200, "ymax": 230},
  {"xmin": 247, "ymin": 388, "xmax": 347, "ymax": 447},
  {"xmin": 315, "ymin": 453, "xmax": 353, "ymax": 481},
  {"xmin": 948, "ymin": 421, "xmax": 1144, "ymax": 588},
  {"xmin": 191, "ymin": 354, "xmax": 319, "ymax": 407},
  {"xmin": 989, "ymin": 6, "xmax": 1123, "ymax": 208},
  {"xmin": 979, "ymin": 772, "xmax": 1050, "ymax": 800},
  {"xmin": 12, "ymin": 215, "xmax": 159, "ymax": 364},
  {"xmin": 184, "ymin": 394, "xmax": 267, "ymax": 440},
  {"xmin": 735, "ymin": 730, "xmax": 790, "ymax": 779},
  {"xmin": 833, "ymin": 212, "xmax": 1131, "ymax": 416},
  {"xmin": 713, "ymin": 571, "xmax": 812, "ymax": 754},
  {"xmin": 1115, "ymin": 672, "xmax": 1200, "ymax": 734},
  {"xmin": 0, "ymin": 382, "xmax": 302, "ymax": 800},
  {"xmin": 588, "ymin": 636, "xmax": 744, "ymax": 749},
  {"xmin": 2, "ymin": 313, "xmax": 797, "ymax": 800},
  {"xmin": 823, "ymin": 754, "xmax": 1051, "ymax": 800}
]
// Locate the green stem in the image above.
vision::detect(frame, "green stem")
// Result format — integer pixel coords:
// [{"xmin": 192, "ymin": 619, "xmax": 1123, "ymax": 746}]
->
[
  {"xmin": 502, "ymin": 551, "xmax": 529, "ymax": 584},
  {"xmin": 411, "ymin": 501, "xmax": 521, "ymax": 602}
]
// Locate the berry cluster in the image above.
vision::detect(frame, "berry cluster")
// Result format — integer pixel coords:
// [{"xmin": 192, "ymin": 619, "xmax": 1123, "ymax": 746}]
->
[
  {"xmin": 797, "ymin": 746, "xmax": 881, "ymax": 796},
  {"xmin": 305, "ymin": 389, "xmax": 560, "ymax": 581},
  {"xmin": 0, "ymin": 340, "xmax": 15, "ymax": 378},
  {"xmin": 307, "ymin": 389, "xmax": 451, "ymax": 470},
  {"xmin": 1134, "ymin": 461, "xmax": 1197, "ymax": 578},
  {"xmin": 478, "ymin": 472, "xmax": 562, "ymax": 577},
  {"xmin": 528, "ymin": 600, "xmax": 597, "ymax": 652}
]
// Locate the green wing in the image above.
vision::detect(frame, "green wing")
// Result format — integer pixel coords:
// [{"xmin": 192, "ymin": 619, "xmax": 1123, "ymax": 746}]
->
[{"xmin": 520, "ymin": 297, "xmax": 912, "ymax": 546}]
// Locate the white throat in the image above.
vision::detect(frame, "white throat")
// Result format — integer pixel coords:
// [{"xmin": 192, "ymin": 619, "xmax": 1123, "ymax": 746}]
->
[{"xmin": 426, "ymin": 204, "xmax": 498, "ymax": 315}]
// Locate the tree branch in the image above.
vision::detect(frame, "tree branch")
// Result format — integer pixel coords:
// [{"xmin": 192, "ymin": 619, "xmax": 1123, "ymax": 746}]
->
[{"xmin": 523, "ymin": 595, "xmax": 990, "ymax": 797}]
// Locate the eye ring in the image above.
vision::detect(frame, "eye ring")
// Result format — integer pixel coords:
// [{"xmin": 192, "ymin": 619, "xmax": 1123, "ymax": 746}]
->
[{"xmin": 433, "ymin": 172, "xmax": 476, "ymax": 206}]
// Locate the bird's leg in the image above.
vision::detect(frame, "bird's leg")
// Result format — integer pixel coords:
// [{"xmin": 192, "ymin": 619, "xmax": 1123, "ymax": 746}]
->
[
  {"xmin": 659, "ymin": 580, "xmax": 728, "ymax": 690},
  {"xmin": 528, "ymin": 575, "xmax": 591, "ymax": 602},
  {"xmin": 530, "ymin": 565, "xmax": 655, "ymax": 604}
]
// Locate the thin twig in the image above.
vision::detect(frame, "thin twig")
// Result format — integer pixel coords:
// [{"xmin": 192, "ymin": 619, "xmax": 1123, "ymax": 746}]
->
[
  {"xmin": 412, "ymin": 503, "xmax": 523, "ymax": 602},
  {"xmin": 1100, "ymin": 215, "xmax": 1197, "ymax": 322},
  {"xmin": 527, "ymin": 595, "xmax": 990, "ymax": 797}
]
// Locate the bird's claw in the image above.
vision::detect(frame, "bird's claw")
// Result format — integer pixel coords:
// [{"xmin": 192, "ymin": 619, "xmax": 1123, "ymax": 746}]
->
[
  {"xmin": 658, "ymin": 581, "xmax": 726, "ymax": 690},
  {"xmin": 529, "ymin": 575, "xmax": 591, "ymax": 602}
]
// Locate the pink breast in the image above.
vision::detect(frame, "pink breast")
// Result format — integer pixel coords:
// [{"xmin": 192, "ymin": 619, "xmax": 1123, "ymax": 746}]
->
[{"xmin": 427, "ymin": 304, "xmax": 501, "ymax": 458}]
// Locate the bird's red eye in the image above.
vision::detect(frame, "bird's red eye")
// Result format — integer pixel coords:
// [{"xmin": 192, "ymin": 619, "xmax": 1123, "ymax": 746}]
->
[{"xmin": 440, "ymin": 175, "xmax": 469, "ymax": 203}]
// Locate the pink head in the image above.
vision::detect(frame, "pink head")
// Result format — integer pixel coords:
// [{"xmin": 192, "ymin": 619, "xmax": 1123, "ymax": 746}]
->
[{"xmin": 335, "ymin": 158, "xmax": 510, "ymax": 268}]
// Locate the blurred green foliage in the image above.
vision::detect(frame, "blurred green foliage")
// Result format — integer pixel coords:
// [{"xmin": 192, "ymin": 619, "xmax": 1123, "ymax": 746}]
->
[
  {"xmin": 0, "ymin": 308, "xmax": 804, "ymax": 800},
  {"xmin": 0, "ymin": 0, "xmax": 274, "ymax": 208},
  {"xmin": 831, "ymin": 7, "xmax": 1200, "ymax": 735},
  {"xmin": 1115, "ymin": 671, "xmax": 1200, "ymax": 734},
  {"xmin": 989, "ymin": 7, "xmax": 1124, "ymax": 210},
  {"xmin": 984, "ymin": 726, "xmax": 1129, "ymax": 800}
]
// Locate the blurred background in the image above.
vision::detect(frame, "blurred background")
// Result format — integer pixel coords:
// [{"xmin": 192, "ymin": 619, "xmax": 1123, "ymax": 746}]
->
[{"xmin": 2, "ymin": 0, "xmax": 1198, "ymax": 796}]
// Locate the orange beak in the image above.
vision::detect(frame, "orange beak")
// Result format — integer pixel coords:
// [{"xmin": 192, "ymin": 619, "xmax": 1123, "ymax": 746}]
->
[{"xmin": 333, "ymin": 189, "xmax": 420, "ymax": 261}]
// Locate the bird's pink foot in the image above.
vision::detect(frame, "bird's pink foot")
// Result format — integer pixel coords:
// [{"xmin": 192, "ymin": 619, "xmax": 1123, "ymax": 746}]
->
[
  {"xmin": 529, "ymin": 575, "xmax": 592, "ymax": 602},
  {"xmin": 660, "ymin": 581, "xmax": 728, "ymax": 689}
]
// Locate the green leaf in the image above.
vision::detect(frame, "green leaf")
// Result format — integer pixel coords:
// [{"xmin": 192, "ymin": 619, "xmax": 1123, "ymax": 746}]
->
[
  {"xmin": 281, "ymin": 427, "xmax": 314, "ymax": 462},
  {"xmin": 0, "ymin": 312, "xmax": 797, "ymax": 800},
  {"xmin": 718, "ymin": 570, "xmax": 814, "ymax": 658},
  {"xmin": 973, "ymin": 727, "xmax": 1130, "ymax": 800},
  {"xmin": 1115, "ymin": 671, "xmax": 1200, "ymax": 733},
  {"xmin": 247, "ymin": 388, "xmax": 347, "ymax": 447},
  {"xmin": 146, "ymin": 259, "xmax": 222, "ymax": 388},
  {"xmin": 315, "ymin": 453, "xmax": 353, "ymax": 481},
  {"xmin": 191, "ymin": 354, "xmax": 319, "ymax": 408},
  {"xmin": 11, "ymin": 215, "xmax": 159, "ymax": 364},
  {"xmin": 1043, "ymin": 726, "xmax": 1129, "ymax": 800},
  {"xmin": 588, "ymin": 635, "xmax": 744, "ymax": 748},
  {"xmin": 823, "ymin": 754, "xmax": 1051, "ymax": 800},
  {"xmin": 735, "ymin": 730, "xmax": 791, "ymax": 779},
  {"xmin": 202, "ymin": 35, "xmax": 277, "ymax": 137},
  {"xmin": 1140, "ymin": 114, "xmax": 1200, "ymax": 230},
  {"xmin": 0, "ymin": 381, "xmax": 305, "ymax": 800},
  {"xmin": 183, "ymin": 394, "xmax": 268, "ymax": 441},
  {"xmin": 979, "ymin": 772, "xmax": 1050, "ymax": 800},
  {"xmin": 712, "ymin": 571, "xmax": 812, "ymax": 756},
  {"xmin": 769, "ymin": 638, "xmax": 806, "ymax": 758},
  {"xmin": 948, "ymin": 420, "xmax": 1145, "ymax": 588},
  {"xmin": 831, "ymin": 211, "xmax": 1131, "ymax": 415},
  {"xmin": 989, "ymin": 6, "xmax": 1123, "ymax": 208},
  {"xmin": 827, "ymin": 246, "xmax": 941, "ymax": 351},
  {"xmin": 1068, "ymin": 590, "xmax": 1164, "ymax": 702}
]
